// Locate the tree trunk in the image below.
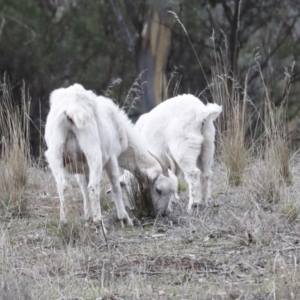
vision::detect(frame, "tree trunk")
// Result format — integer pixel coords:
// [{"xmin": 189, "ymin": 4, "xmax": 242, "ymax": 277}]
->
[
  {"xmin": 110, "ymin": 0, "xmax": 176, "ymax": 117},
  {"xmin": 135, "ymin": 7, "xmax": 174, "ymax": 115}
]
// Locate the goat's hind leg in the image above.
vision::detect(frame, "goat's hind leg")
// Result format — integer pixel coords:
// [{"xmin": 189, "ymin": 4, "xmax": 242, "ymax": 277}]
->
[
  {"xmin": 76, "ymin": 130, "xmax": 103, "ymax": 226},
  {"xmin": 169, "ymin": 137, "xmax": 203, "ymax": 213},
  {"xmin": 198, "ymin": 139, "xmax": 215, "ymax": 205},
  {"xmin": 75, "ymin": 174, "xmax": 92, "ymax": 222},
  {"xmin": 45, "ymin": 149, "xmax": 68, "ymax": 224}
]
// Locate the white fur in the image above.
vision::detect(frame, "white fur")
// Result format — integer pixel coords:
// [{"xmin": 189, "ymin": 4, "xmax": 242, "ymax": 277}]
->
[
  {"xmin": 44, "ymin": 84, "xmax": 178, "ymax": 230},
  {"xmin": 134, "ymin": 94, "xmax": 222, "ymax": 212}
]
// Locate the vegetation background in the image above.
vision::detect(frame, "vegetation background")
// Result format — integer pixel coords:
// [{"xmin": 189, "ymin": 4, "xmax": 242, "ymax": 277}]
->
[
  {"xmin": 1, "ymin": 0, "xmax": 300, "ymax": 154},
  {"xmin": 1, "ymin": 0, "xmax": 300, "ymax": 299}
]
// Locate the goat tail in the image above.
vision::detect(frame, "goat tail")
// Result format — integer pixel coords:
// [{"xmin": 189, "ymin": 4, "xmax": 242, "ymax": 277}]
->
[
  {"xmin": 64, "ymin": 105, "xmax": 87, "ymax": 129},
  {"xmin": 204, "ymin": 103, "xmax": 222, "ymax": 122}
]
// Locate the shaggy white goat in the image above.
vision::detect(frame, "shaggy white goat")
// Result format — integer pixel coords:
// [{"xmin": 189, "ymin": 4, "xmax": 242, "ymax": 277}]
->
[
  {"xmin": 133, "ymin": 94, "xmax": 222, "ymax": 212},
  {"xmin": 44, "ymin": 84, "xmax": 178, "ymax": 230}
]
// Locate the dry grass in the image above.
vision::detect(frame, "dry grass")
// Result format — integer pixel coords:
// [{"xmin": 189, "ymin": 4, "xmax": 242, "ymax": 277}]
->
[
  {"xmin": 209, "ymin": 30, "xmax": 249, "ymax": 187},
  {"xmin": 1, "ymin": 159, "xmax": 300, "ymax": 299},
  {"xmin": 121, "ymin": 169, "xmax": 156, "ymax": 220},
  {"xmin": 212, "ymin": 49, "xmax": 292, "ymax": 198},
  {"xmin": 0, "ymin": 79, "xmax": 31, "ymax": 219},
  {"xmin": 244, "ymin": 61, "xmax": 293, "ymax": 206},
  {"xmin": 1, "ymin": 145, "xmax": 300, "ymax": 299},
  {"xmin": 217, "ymin": 97, "xmax": 248, "ymax": 186}
]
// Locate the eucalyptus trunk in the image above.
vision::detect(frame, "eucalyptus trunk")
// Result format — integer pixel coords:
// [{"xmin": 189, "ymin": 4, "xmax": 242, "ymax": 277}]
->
[{"xmin": 135, "ymin": 8, "xmax": 173, "ymax": 113}]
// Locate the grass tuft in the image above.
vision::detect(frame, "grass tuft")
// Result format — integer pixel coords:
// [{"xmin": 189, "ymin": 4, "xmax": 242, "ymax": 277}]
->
[
  {"xmin": 122, "ymin": 169, "xmax": 156, "ymax": 220},
  {"xmin": 247, "ymin": 61, "xmax": 293, "ymax": 204},
  {"xmin": 218, "ymin": 101, "xmax": 248, "ymax": 186},
  {"xmin": 279, "ymin": 193, "xmax": 300, "ymax": 223},
  {"xmin": 0, "ymin": 78, "xmax": 31, "ymax": 219},
  {"xmin": 56, "ymin": 221, "xmax": 83, "ymax": 246}
]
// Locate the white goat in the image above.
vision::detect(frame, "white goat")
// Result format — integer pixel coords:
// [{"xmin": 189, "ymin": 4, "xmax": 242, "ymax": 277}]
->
[
  {"xmin": 44, "ymin": 84, "xmax": 178, "ymax": 230},
  {"xmin": 133, "ymin": 94, "xmax": 222, "ymax": 212}
]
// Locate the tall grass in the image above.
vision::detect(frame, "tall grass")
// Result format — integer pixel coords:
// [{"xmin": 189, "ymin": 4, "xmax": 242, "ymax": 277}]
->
[
  {"xmin": 209, "ymin": 31, "xmax": 249, "ymax": 186},
  {"xmin": 213, "ymin": 73, "xmax": 248, "ymax": 185},
  {"xmin": 0, "ymin": 78, "xmax": 31, "ymax": 218},
  {"xmin": 213, "ymin": 56, "xmax": 293, "ymax": 205},
  {"xmin": 246, "ymin": 62, "xmax": 293, "ymax": 203},
  {"xmin": 207, "ymin": 26, "xmax": 293, "ymax": 194}
]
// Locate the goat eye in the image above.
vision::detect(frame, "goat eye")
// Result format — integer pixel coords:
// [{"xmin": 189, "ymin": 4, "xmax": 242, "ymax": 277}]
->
[{"xmin": 156, "ymin": 188, "xmax": 162, "ymax": 195}]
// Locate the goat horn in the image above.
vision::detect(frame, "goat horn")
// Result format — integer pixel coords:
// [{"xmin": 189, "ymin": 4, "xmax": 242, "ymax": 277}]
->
[
  {"xmin": 148, "ymin": 151, "xmax": 169, "ymax": 177},
  {"xmin": 165, "ymin": 153, "xmax": 176, "ymax": 173}
]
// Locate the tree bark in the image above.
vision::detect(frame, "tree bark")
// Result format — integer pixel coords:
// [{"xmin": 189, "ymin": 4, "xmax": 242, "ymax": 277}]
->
[
  {"xmin": 110, "ymin": 1, "xmax": 175, "ymax": 117},
  {"xmin": 135, "ymin": 8, "xmax": 173, "ymax": 113}
]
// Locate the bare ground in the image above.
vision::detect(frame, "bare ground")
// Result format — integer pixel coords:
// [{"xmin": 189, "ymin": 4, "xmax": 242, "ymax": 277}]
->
[{"xmin": 1, "ymin": 158, "xmax": 300, "ymax": 300}]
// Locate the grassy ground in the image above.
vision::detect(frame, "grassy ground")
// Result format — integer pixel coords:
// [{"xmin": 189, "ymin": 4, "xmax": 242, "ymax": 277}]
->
[{"xmin": 1, "ymin": 156, "xmax": 300, "ymax": 300}]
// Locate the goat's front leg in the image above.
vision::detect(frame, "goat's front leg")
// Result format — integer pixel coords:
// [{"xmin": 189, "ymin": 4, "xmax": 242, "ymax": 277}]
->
[
  {"xmin": 105, "ymin": 157, "xmax": 133, "ymax": 227},
  {"xmin": 56, "ymin": 179, "xmax": 67, "ymax": 223},
  {"xmin": 86, "ymin": 161, "xmax": 102, "ymax": 224},
  {"xmin": 170, "ymin": 137, "xmax": 203, "ymax": 213}
]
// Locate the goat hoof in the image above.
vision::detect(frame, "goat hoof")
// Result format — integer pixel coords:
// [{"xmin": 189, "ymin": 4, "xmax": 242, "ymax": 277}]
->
[
  {"xmin": 190, "ymin": 203, "xmax": 205, "ymax": 211},
  {"xmin": 101, "ymin": 223, "xmax": 108, "ymax": 235},
  {"xmin": 59, "ymin": 218, "xmax": 68, "ymax": 226},
  {"xmin": 84, "ymin": 218, "xmax": 93, "ymax": 227},
  {"xmin": 84, "ymin": 216, "xmax": 93, "ymax": 223},
  {"xmin": 133, "ymin": 218, "xmax": 141, "ymax": 227},
  {"xmin": 117, "ymin": 211, "xmax": 133, "ymax": 227},
  {"xmin": 91, "ymin": 220, "xmax": 107, "ymax": 235},
  {"xmin": 120, "ymin": 217, "xmax": 133, "ymax": 227}
]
